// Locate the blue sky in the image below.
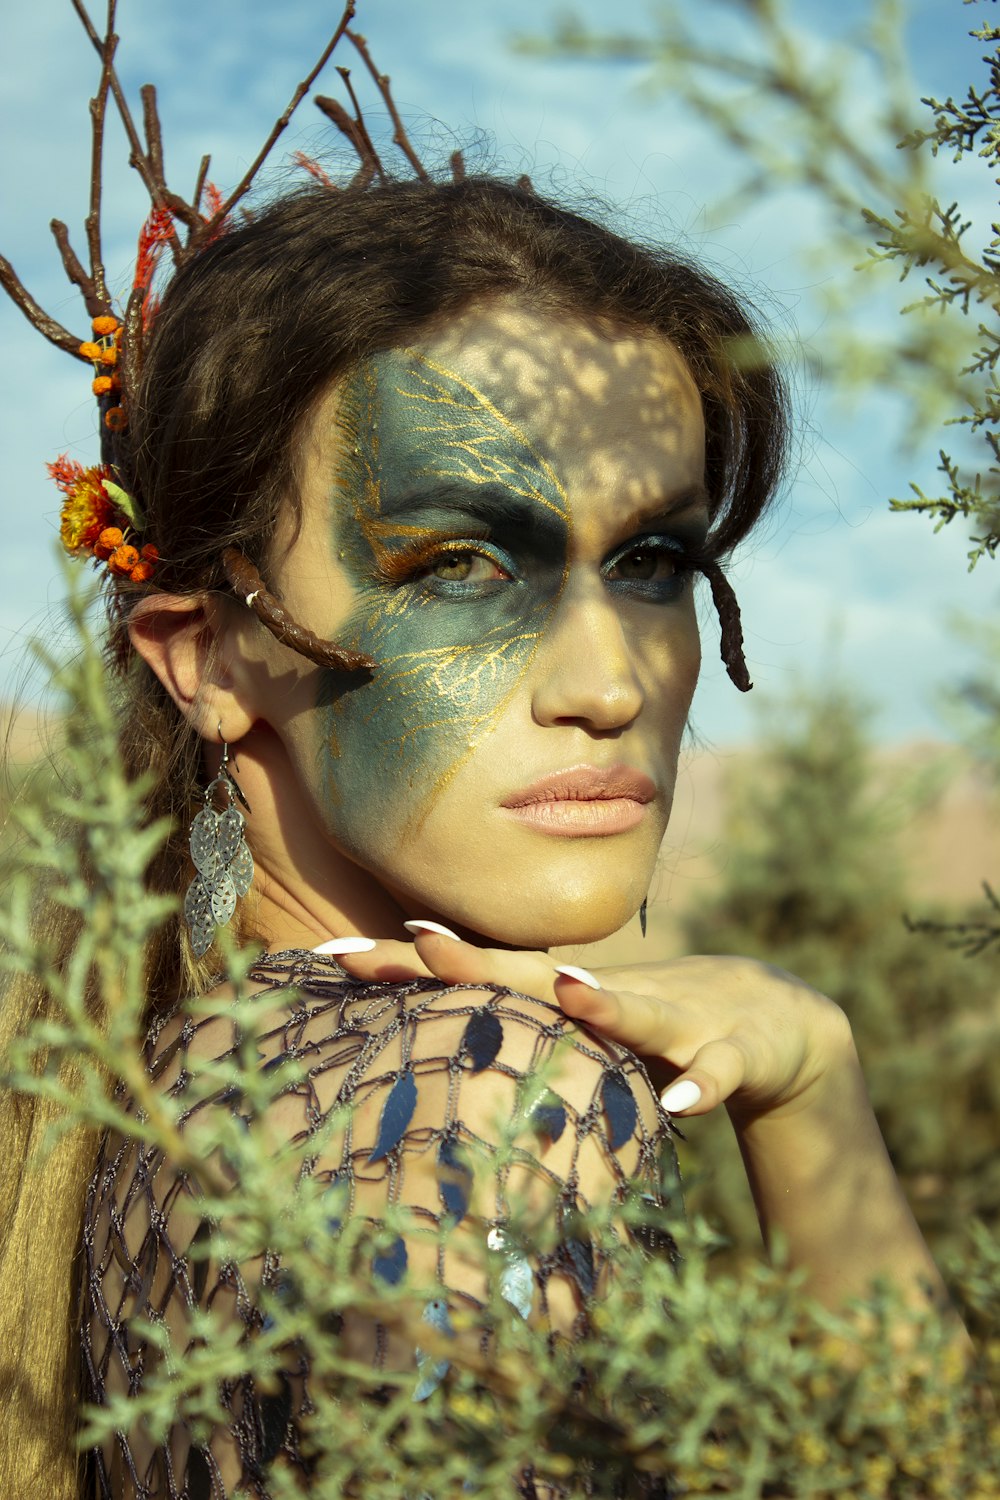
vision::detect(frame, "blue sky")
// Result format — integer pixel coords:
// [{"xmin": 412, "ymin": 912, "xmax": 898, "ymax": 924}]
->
[{"xmin": 1, "ymin": 0, "xmax": 996, "ymax": 746}]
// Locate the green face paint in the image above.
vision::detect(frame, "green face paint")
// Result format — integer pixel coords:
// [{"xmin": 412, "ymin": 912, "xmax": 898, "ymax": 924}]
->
[{"xmin": 317, "ymin": 347, "xmax": 570, "ymax": 837}]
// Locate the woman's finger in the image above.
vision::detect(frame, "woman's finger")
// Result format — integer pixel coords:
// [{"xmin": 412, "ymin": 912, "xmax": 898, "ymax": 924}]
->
[
  {"xmin": 552, "ymin": 973, "xmax": 684, "ymax": 1059},
  {"xmin": 331, "ymin": 926, "xmax": 558, "ymax": 998},
  {"xmin": 325, "ymin": 937, "xmax": 436, "ymax": 982},
  {"xmin": 406, "ymin": 928, "xmax": 559, "ymax": 999},
  {"xmin": 657, "ymin": 1037, "xmax": 749, "ymax": 1117}
]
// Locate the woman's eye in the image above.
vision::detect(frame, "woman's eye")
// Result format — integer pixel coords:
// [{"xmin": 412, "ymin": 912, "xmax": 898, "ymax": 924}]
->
[
  {"xmin": 609, "ymin": 543, "xmax": 681, "ymax": 583},
  {"xmin": 426, "ymin": 549, "xmax": 507, "ymax": 583}
]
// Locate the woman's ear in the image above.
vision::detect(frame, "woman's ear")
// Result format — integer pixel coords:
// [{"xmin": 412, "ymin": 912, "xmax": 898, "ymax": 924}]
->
[{"xmin": 128, "ymin": 594, "xmax": 257, "ymax": 742}]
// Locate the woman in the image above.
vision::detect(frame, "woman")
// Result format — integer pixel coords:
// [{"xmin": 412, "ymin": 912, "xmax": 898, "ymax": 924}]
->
[{"xmin": 0, "ymin": 29, "xmax": 954, "ymax": 1500}]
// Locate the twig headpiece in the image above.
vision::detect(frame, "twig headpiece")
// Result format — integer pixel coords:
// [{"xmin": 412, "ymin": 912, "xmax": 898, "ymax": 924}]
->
[{"xmin": 0, "ymin": 0, "xmax": 465, "ymax": 672}]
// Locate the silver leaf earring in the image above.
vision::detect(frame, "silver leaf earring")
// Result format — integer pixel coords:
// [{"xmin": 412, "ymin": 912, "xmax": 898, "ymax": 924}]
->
[{"xmin": 183, "ymin": 733, "xmax": 254, "ymax": 959}]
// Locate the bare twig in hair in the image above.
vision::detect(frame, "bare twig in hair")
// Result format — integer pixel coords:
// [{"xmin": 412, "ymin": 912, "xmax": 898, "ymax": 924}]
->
[
  {"xmin": 193, "ymin": 154, "xmax": 211, "ymax": 214},
  {"xmin": 702, "ymin": 560, "xmax": 752, "ymax": 692},
  {"xmin": 346, "ymin": 28, "xmax": 430, "ymax": 181},
  {"xmin": 50, "ymin": 219, "xmax": 103, "ymax": 320},
  {"xmin": 85, "ymin": 0, "xmax": 117, "ymax": 309},
  {"xmin": 315, "ymin": 94, "xmax": 380, "ymax": 181},
  {"xmin": 140, "ymin": 83, "xmax": 164, "ymax": 184},
  {"xmin": 450, "ymin": 150, "xmax": 466, "ymax": 184},
  {"xmin": 221, "ymin": 550, "xmax": 375, "ymax": 674},
  {"xmin": 336, "ymin": 66, "xmax": 386, "ymax": 179},
  {"xmin": 0, "ymin": 255, "xmax": 87, "ymax": 359},
  {"xmin": 71, "ymin": 0, "xmax": 184, "ymax": 262},
  {"xmin": 205, "ymin": 0, "xmax": 358, "ymax": 239}
]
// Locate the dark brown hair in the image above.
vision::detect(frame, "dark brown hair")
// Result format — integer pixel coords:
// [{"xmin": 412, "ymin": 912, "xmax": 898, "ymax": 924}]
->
[{"xmin": 111, "ymin": 173, "xmax": 787, "ymax": 1004}]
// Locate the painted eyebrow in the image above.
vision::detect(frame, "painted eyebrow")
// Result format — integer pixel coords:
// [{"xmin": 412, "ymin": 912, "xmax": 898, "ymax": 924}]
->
[
  {"xmin": 374, "ymin": 483, "xmax": 565, "ymax": 541},
  {"xmin": 617, "ymin": 486, "xmax": 712, "ymax": 534}
]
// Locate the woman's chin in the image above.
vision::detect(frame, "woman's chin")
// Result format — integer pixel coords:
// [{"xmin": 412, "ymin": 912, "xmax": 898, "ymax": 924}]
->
[{"xmin": 456, "ymin": 897, "xmax": 639, "ymax": 952}]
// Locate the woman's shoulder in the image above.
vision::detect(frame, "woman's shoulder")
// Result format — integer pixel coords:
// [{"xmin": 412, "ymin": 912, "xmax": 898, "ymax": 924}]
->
[{"xmin": 104, "ymin": 947, "xmax": 675, "ymax": 1213}]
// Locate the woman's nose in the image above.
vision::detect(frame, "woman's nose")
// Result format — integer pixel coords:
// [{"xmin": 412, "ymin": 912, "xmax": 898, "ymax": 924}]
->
[{"xmin": 530, "ymin": 582, "xmax": 645, "ymax": 732}]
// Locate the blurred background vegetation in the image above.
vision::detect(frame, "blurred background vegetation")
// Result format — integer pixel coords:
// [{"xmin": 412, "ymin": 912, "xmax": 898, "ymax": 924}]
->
[{"xmin": 533, "ymin": 0, "xmax": 1000, "ymax": 1287}]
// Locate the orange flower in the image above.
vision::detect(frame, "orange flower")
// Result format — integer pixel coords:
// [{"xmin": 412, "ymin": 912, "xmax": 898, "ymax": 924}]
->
[
  {"xmin": 92, "ymin": 315, "xmax": 120, "ymax": 337},
  {"xmin": 105, "ymin": 406, "xmax": 127, "ymax": 433},
  {"xmin": 94, "ymin": 526, "xmax": 125, "ymax": 560},
  {"xmin": 92, "ymin": 375, "xmax": 114, "ymax": 396},
  {"xmin": 55, "ymin": 464, "xmax": 115, "ymax": 554},
  {"xmin": 99, "ymin": 346, "xmax": 118, "ymax": 367},
  {"xmin": 130, "ymin": 558, "xmax": 156, "ymax": 583},
  {"xmin": 78, "ymin": 340, "xmax": 102, "ymax": 361},
  {"xmin": 108, "ymin": 544, "xmax": 140, "ymax": 576},
  {"xmin": 48, "ymin": 455, "xmax": 87, "ymax": 497},
  {"xmin": 140, "ymin": 544, "xmax": 159, "ymax": 563}
]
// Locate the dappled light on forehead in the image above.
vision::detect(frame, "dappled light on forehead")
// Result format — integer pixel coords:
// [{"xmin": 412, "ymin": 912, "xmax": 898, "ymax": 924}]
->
[{"xmin": 419, "ymin": 302, "xmax": 707, "ymax": 509}]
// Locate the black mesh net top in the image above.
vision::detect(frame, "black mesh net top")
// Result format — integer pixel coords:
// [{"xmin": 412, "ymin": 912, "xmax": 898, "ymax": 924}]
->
[{"xmin": 81, "ymin": 950, "xmax": 682, "ymax": 1499}]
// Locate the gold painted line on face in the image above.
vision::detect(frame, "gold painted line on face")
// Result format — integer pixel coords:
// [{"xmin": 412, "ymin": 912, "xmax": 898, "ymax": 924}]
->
[
  {"xmin": 396, "ymin": 351, "xmax": 570, "ymax": 523},
  {"xmin": 328, "ymin": 348, "xmax": 574, "ymax": 839}
]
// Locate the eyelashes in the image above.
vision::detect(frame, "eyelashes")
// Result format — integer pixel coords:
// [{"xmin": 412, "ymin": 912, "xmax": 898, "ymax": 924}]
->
[
  {"xmin": 370, "ymin": 531, "xmax": 711, "ymax": 597},
  {"xmin": 370, "ymin": 537, "xmax": 514, "ymax": 590}
]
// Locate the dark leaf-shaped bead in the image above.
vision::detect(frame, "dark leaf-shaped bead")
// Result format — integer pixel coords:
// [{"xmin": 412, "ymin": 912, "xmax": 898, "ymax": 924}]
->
[
  {"xmin": 189, "ymin": 1220, "xmax": 213, "ymax": 1305},
  {"xmin": 185, "ymin": 1447, "xmax": 213, "ymax": 1500},
  {"xmin": 259, "ymin": 1373, "xmax": 293, "ymax": 1465},
  {"xmin": 437, "ymin": 1135, "xmax": 472, "ymax": 1224},
  {"xmin": 368, "ymin": 1069, "xmax": 418, "ymax": 1163},
  {"xmin": 602, "ymin": 1070, "xmax": 638, "ymax": 1151},
  {"xmin": 325, "ymin": 1174, "xmax": 348, "ymax": 1235},
  {"xmin": 561, "ymin": 1236, "xmax": 595, "ymax": 1297},
  {"xmin": 372, "ymin": 1234, "xmax": 408, "ymax": 1286},
  {"xmin": 629, "ymin": 1199, "xmax": 680, "ymax": 1266},
  {"xmin": 657, "ymin": 1135, "xmax": 682, "ymax": 1199},
  {"xmin": 270, "ymin": 1268, "xmax": 300, "ymax": 1308},
  {"xmin": 461, "ymin": 1008, "xmax": 503, "ymax": 1073},
  {"xmin": 530, "ymin": 1088, "xmax": 566, "ymax": 1144}
]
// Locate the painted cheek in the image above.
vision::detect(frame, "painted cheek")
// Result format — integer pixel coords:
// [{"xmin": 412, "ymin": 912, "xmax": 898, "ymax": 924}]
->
[
  {"xmin": 313, "ymin": 350, "xmax": 570, "ymax": 842},
  {"xmin": 314, "ymin": 581, "xmax": 558, "ymax": 840}
]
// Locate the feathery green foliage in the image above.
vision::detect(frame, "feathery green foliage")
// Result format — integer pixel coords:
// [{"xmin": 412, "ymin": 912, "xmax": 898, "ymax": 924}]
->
[
  {"xmin": 519, "ymin": 0, "xmax": 1000, "ymax": 567},
  {"xmin": 1, "ymin": 574, "xmax": 997, "ymax": 1496}
]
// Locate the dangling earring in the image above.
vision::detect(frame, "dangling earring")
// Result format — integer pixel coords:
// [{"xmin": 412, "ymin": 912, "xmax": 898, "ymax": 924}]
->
[
  {"xmin": 183, "ymin": 733, "xmax": 254, "ymax": 959},
  {"xmin": 639, "ymin": 897, "xmax": 648, "ymax": 939}
]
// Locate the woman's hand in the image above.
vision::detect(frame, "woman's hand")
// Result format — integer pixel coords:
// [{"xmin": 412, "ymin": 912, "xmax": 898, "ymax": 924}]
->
[
  {"xmin": 327, "ymin": 928, "xmax": 855, "ymax": 1127},
  {"xmin": 329, "ymin": 926, "xmax": 955, "ymax": 1315}
]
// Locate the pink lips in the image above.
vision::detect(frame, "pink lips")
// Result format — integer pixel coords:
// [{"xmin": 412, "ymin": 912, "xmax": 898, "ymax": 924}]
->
[{"xmin": 500, "ymin": 765, "xmax": 657, "ymax": 837}]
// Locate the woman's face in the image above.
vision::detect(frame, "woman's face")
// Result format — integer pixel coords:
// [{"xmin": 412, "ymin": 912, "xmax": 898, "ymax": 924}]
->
[{"xmin": 263, "ymin": 300, "xmax": 707, "ymax": 947}]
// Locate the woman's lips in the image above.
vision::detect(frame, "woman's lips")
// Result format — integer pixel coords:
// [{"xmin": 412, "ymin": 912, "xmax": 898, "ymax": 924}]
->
[{"xmin": 500, "ymin": 765, "xmax": 656, "ymax": 837}]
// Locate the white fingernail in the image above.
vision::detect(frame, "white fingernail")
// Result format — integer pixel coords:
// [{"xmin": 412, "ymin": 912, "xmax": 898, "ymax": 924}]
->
[
  {"xmin": 312, "ymin": 937, "xmax": 376, "ymax": 954},
  {"xmin": 403, "ymin": 919, "xmax": 461, "ymax": 941},
  {"xmin": 553, "ymin": 964, "xmax": 601, "ymax": 990},
  {"xmin": 659, "ymin": 1079, "xmax": 702, "ymax": 1114}
]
